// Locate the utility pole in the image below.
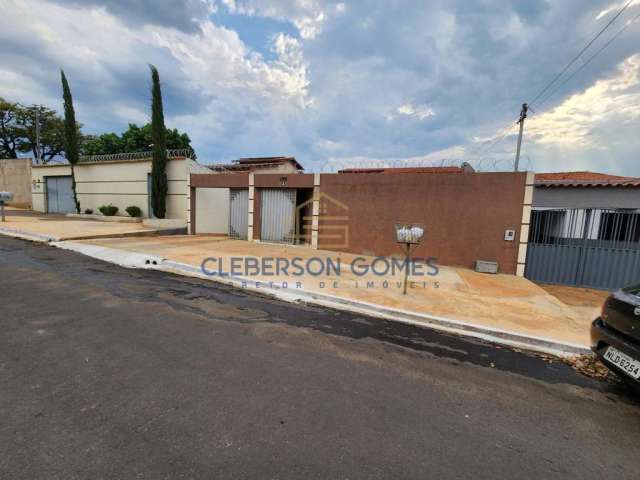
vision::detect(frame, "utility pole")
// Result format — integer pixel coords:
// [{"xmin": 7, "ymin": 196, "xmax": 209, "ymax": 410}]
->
[
  {"xmin": 514, "ymin": 103, "xmax": 528, "ymax": 172},
  {"xmin": 35, "ymin": 108, "xmax": 42, "ymax": 164}
]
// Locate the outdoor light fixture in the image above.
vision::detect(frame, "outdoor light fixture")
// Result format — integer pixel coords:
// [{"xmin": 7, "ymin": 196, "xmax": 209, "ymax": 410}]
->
[
  {"xmin": 0, "ymin": 191, "xmax": 13, "ymax": 222},
  {"xmin": 394, "ymin": 222, "xmax": 425, "ymax": 295}
]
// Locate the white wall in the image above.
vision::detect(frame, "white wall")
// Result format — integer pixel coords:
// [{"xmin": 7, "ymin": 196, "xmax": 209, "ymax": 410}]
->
[
  {"xmin": 32, "ymin": 158, "xmax": 190, "ymax": 218},
  {"xmin": 195, "ymin": 188, "xmax": 229, "ymax": 234},
  {"xmin": 534, "ymin": 187, "xmax": 640, "ymax": 209}
]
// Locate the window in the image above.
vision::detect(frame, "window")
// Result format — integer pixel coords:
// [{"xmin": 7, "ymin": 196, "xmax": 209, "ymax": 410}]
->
[{"xmin": 598, "ymin": 212, "xmax": 640, "ymax": 243}]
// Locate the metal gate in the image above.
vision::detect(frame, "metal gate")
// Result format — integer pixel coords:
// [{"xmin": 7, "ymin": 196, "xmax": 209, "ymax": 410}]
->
[
  {"xmin": 525, "ymin": 208, "xmax": 640, "ymax": 290},
  {"xmin": 229, "ymin": 189, "xmax": 248, "ymax": 239},
  {"xmin": 260, "ymin": 188, "xmax": 296, "ymax": 244},
  {"xmin": 46, "ymin": 176, "xmax": 75, "ymax": 214}
]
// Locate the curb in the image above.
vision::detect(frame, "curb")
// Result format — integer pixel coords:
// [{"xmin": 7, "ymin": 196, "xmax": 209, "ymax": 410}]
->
[
  {"xmin": 0, "ymin": 227, "xmax": 59, "ymax": 243},
  {"xmin": 52, "ymin": 241, "xmax": 165, "ymax": 269},
  {"xmin": 159, "ymin": 260, "xmax": 590, "ymax": 358},
  {"xmin": 5, "ymin": 235, "xmax": 591, "ymax": 358}
]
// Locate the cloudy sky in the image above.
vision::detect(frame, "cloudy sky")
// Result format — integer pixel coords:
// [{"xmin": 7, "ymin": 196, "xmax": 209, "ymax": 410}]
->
[{"xmin": 1, "ymin": 0, "xmax": 639, "ymax": 174}]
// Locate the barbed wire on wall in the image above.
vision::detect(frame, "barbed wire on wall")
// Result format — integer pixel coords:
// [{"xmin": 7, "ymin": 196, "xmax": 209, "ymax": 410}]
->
[
  {"xmin": 312, "ymin": 152, "xmax": 522, "ymax": 174},
  {"xmin": 78, "ymin": 148, "xmax": 196, "ymax": 163}
]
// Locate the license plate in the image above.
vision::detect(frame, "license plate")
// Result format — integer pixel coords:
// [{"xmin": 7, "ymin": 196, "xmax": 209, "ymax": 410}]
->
[{"xmin": 604, "ymin": 347, "xmax": 640, "ymax": 379}]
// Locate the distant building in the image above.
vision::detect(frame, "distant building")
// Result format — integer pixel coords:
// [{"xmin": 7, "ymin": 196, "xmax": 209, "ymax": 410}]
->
[
  {"xmin": 527, "ymin": 171, "xmax": 640, "ymax": 289},
  {"xmin": 208, "ymin": 157, "xmax": 304, "ymax": 174},
  {"xmin": 533, "ymin": 171, "xmax": 640, "ymax": 209}
]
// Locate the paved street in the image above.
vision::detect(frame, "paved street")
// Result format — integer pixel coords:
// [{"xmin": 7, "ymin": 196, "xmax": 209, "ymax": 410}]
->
[{"xmin": 1, "ymin": 236, "xmax": 639, "ymax": 479}]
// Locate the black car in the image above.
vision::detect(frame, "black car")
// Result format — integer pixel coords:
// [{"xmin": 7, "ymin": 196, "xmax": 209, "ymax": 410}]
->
[{"xmin": 591, "ymin": 284, "xmax": 640, "ymax": 383}]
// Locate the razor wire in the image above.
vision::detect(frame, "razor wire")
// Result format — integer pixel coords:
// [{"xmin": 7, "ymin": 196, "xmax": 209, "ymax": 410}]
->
[{"xmin": 78, "ymin": 148, "xmax": 197, "ymax": 163}]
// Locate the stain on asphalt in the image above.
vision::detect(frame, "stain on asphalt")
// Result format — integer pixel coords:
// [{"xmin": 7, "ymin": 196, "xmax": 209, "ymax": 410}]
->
[{"xmin": 0, "ymin": 235, "xmax": 609, "ymax": 390}]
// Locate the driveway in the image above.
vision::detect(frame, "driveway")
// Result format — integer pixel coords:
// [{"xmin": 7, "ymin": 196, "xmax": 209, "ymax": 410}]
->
[{"xmin": 1, "ymin": 236, "xmax": 640, "ymax": 479}]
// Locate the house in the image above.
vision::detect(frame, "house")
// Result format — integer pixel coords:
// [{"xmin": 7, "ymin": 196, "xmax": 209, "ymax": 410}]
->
[
  {"xmin": 31, "ymin": 151, "xmax": 212, "ymax": 230},
  {"xmin": 208, "ymin": 157, "xmax": 304, "ymax": 174},
  {"xmin": 190, "ymin": 168, "xmax": 531, "ymax": 275},
  {"xmin": 526, "ymin": 171, "xmax": 640, "ymax": 289},
  {"xmin": 533, "ymin": 171, "xmax": 640, "ymax": 209}
]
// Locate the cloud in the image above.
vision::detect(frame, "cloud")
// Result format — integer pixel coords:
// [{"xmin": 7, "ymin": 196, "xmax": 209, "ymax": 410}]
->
[
  {"xmin": 527, "ymin": 54, "xmax": 640, "ymax": 148},
  {"xmin": 48, "ymin": 0, "xmax": 216, "ymax": 32},
  {"xmin": 394, "ymin": 103, "xmax": 435, "ymax": 120},
  {"xmin": 219, "ymin": 0, "xmax": 345, "ymax": 39},
  {"xmin": 596, "ymin": 0, "xmax": 640, "ymax": 21},
  {"xmin": 1, "ymin": 0, "xmax": 639, "ymax": 176}
]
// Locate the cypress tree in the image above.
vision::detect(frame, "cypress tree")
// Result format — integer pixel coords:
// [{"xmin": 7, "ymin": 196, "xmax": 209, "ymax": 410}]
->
[
  {"xmin": 149, "ymin": 65, "xmax": 168, "ymax": 218},
  {"xmin": 61, "ymin": 69, "xmax": 81, "ymax": 213}
]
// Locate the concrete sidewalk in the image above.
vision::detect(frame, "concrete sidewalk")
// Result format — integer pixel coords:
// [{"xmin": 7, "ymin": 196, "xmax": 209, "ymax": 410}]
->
[
  {"xmin": 0, "ymin": 208, "xmax": 162, "ymax": 241},
  {"xmin": 69, "ymin": 236, "xmax": 594, "ymax": 355}
]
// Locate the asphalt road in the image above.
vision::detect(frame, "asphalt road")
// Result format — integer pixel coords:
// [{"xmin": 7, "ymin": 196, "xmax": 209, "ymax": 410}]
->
[{"xmin": 1, "ymin": 236, "xmax": 639, "ymax": 479}]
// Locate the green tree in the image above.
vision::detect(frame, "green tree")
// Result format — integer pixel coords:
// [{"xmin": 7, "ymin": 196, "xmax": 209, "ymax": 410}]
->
[
  {"xmin": 82, "ymin": 123, "xmax": 192, "ymax": 156},
  {"xmin": 149, "ymin": 65, "xmax": 168, "ymax": 219},
  {"xmin": 0, "ymin": 98, "xmax": 69, "ymax": 163},
  {"xmin": 82, "ymin": 132, "xmax": 124, "ymax": 156},
  {"xmin": 17, "ymin": 105, "xmax": 67, "ymax": 163},
  {"xmin": 0, "ymin": 98, "xmax": 20, "ymax": 158},
  {"xmin": 61, "ymin": 70, "xmax": 81, "ymax": 213}
]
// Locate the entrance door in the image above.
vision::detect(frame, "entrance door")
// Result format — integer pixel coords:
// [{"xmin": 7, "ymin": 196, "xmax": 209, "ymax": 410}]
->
[
  {"xmin": 46, "ymin": 176, "xmax": 75, "ymax": 214},
  {"xmin": 260, "ymin": 188, "xmax": 296, "ymax": 244},
  {"xmin": 229, "ymin": 189, "xmax": 248, "ymax": 239}
]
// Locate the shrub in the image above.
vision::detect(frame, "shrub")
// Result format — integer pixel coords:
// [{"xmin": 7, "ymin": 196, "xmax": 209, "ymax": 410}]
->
[
  {"xmin": 84, "ymin": 208, "xmax": 93, "ymax": 215},
  {"xmin": 125, "ymin": 206, "xmax": 142, "ymax": 218},
  {"xmin": 98, "ymin": 204, "xmax": 118, "ymax": 216}
]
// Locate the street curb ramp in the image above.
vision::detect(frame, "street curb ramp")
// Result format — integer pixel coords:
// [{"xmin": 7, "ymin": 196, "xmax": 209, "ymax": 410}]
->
[{"xmin": 52, "ymin": 242, "xmax": 165, "ymax": 269}]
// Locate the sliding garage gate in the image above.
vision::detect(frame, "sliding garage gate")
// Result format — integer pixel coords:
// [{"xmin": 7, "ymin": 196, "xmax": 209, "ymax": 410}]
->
[
  {"xmin": 229, "ymin": 189, "xmax": 248, "ymax": 240},
  {"xmin": 46, "ymin": 176, "xmax": 75, "ymax": 214},
  {"xmin": 525, "ymin": 208, "xmax": 640, "ymax": 290},
  {"xmin": 260, "ymin": 188, "xmax": 297, "ymax": 244}
]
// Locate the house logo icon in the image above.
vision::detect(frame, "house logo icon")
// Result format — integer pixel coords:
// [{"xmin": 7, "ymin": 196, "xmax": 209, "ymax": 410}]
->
[{"xmin": 296, "ymin": 191, "xmax": 350, "ymax": 249}]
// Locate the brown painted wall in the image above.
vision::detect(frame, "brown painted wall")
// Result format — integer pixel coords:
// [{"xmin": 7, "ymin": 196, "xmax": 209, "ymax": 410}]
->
[
  {"xmin": 318, "ymin": 172, "xmax": 526, "ymax": 274},
  {"xmin": 253, "ymin": 174, "xmax": 314, "ymax": 188},
  {"xmin": 191, "ymin": 173, "xmax": 249, "ymax": 188}
]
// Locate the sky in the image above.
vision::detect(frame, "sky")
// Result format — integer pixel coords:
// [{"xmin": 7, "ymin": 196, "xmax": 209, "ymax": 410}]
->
[{"xmin": 1, "ymin": 0, "xmax": 639, "ymax": 175}]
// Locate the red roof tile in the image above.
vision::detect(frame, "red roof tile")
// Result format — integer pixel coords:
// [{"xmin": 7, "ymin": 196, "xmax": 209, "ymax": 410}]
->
[{"xmin": 535, "ymin": 171, "xmax": 640, "ymax": 188}]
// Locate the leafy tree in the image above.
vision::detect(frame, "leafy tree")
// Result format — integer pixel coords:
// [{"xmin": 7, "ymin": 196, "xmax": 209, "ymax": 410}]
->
[
  {"xmin": 0, "ymin": 98, "xmax": 20, "ymax": 158},
  {"xmin": 61, "ymin": 70, "xmax": 81, "ymax": 213},
  {"xmin": 82, "ymin": 123, "xmax": 192, "ymax": 156},
  {"xmin": 0, "ymin": 99, "xmax": 68, "ymax": 163},
  {"xmin": 82, "ymin": 132, "xmax": 124, "ymax": 156},
  {"xmin": 17, "ymin": 105, "xmax": 67, "ymax": 163},
  {"xmin": 149, "ymin": 65, "xmax": 168, "ymax": 219}
]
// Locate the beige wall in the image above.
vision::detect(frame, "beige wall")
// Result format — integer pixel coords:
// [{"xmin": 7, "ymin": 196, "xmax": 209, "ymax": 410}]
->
[
  {"xmin": 195, "ymin": 188, "xmax": 230, "ymax": 234},
  {"xmin": 254, "ymin": 163, "xmax": 299, "ymax": 174},
  {"xmin": 32, "ymin": 164, "xmax": 71, "ymax": 212},
  {"xmin": 0, "ymin": 158, "xmax": 32, "ymax": 208},
  {"xmin": 32, "ymin": 158, "xmax": 192, "ymax": 218}
]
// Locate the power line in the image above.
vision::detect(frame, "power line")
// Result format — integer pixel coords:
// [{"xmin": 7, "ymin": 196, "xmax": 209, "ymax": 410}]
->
[
  {"xmin": 528, "ymin": 0, "xmax": 633, "ymax": 107},
  {"xmin": 467, "ymin": 119, "xmax": 518, "ymax": 159},
  {"xmin": 534, "ymin": 10, "xmax": 640, "ymax": 110}
]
